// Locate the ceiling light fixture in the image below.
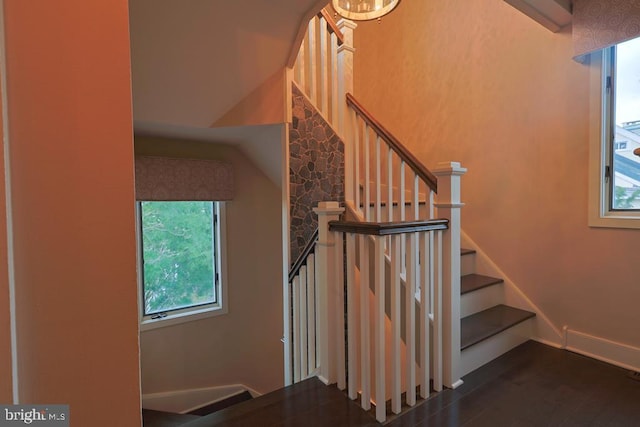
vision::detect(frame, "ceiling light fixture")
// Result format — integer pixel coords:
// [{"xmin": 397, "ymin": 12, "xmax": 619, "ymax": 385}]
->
[{"xmin": 331, "ymin": 0, "xmax": 401, "ymax": 21}]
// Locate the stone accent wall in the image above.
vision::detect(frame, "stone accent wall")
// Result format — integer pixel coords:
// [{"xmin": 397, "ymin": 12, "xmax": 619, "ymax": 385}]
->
[{"xmin": 289, "ymin": 84, "xmax": 344, "ymax": 264}]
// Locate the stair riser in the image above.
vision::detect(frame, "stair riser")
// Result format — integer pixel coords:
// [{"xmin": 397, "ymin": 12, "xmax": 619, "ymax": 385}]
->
[
  {"xmin": 461, "ymin": 284, "xmax": 503, "ymax": 318},
  {"xmin": 461, "ymin": 253, "xmax": 475, "ymax": 276},
  {"xmin": 460, "ymin": 319, "xmax": 533, "ymax": 376}
]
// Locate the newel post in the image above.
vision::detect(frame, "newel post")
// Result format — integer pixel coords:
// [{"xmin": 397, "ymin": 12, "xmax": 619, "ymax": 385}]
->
[
  {"xmin": 313, "ymin": 201, "xmax": 345, "ymax": 385},
  {"xmin": 433, "ymin": 161, "xmax": 467, "ymax": 389},
  {"xmin": 337, "ymin": 19, "xmax": 356, "ymax": 202}
]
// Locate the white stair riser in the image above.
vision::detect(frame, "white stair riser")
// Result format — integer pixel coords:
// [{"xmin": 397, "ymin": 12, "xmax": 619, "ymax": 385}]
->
[
  {"xmin": 461, "ymin": 253, "xmax": 475, "ymax": 276},
  {"xmin": 461, "ymin": 284, "xmax": 504, "ymax": 318},
  {"xmin": 461, "ymin": 319, "xmax": 533, "ymax": 376}
]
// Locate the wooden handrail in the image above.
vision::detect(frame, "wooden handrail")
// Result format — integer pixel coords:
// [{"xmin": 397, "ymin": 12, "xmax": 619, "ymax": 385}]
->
[
  {"xmin": 329, "ymin": 219, "xmax": 448, "ymax": 236},
  {"xmin": 318, "ymin": 9, "xmax": 344, "ymax": 46},
  {"xmin": 346, "ymin": 93, "xmax": 438, "ymax": 192},
  {"xmin": 288, "ymin": 228, "xmax": 319, "ymax": 283}
]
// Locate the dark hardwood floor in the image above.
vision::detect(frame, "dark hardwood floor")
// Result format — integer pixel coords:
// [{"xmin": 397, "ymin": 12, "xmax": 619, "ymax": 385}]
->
[
  {"xmin": 389, "ymin": 340, "xmax": 640, "ymax": 426},
  {"xmin": 149, "ymin": 341, "xmax": 640, "ymax": 426}
]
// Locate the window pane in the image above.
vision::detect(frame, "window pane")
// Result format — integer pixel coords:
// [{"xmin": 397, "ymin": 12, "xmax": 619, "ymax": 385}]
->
[
  {"xmin": 612, "ymin": 37, "xmax": 640, "ymax": 210},
  {"xmin": 141, "ymin": 201, "xmax": 216, "ymax": 315}
]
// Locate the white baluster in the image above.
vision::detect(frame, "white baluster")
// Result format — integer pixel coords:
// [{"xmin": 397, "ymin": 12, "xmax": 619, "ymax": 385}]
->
[
  {"xmin": 374, "ymin": 235, "xmax": 386, "ymax": 423},
  {"xmin": 406, "ymin": 231, "xmax": 417, "ymax": 406},
  {"xmin": 364, "ymin": 125, "xmax": 371, "ymax": 220},
  {"xmin": 390, "ymin": 235, "xmax": 401, "ymax": 414},
  {"xmin": 346, "ymin": 233, "xmax": 359, "ymax": 400},
  {"xmin": 375, "ymin": 136, "xmax": 382, "ymax": 221},
  {"xmin": 335, "ymin": 231, "xmax": 346, "ymax": 390},
  {"xmin": 300, "ymin": 266, "xmax": 308, "ymax": 379},
  {"xmin": 359, "ymin": 234, "xmax": 371, "ymax": 411},
  {"xmin": 351, "ymin": 111, "xmax": 359, "ymax": 211},
  {"xmin": 307, "ymin": 18, "xmax": 318, "ymax": 106},
  {"xmin": 307, "ymin": 253, "xmax": 317, "ymax": 372},
  {"xmin": 387, "ymin": 148, "xmax": 393, "ymax": 223},
  {"xmin": 420, "ymin": 231, "xmax": 431, "ymax": 398},
  {"xmin": 293, "ymin": 276, "xmax": 301, "ymax": 383},
  {"xmin": 319, "ymin": 17, "xmax": 329, "ymax": 116},
  {"xmin": 433, "ymin": 231, "xmax": 443, "ymax": 392},
  {"xmin": 330, "ymin": 32, "xmax": 339, "ymax": 127}
]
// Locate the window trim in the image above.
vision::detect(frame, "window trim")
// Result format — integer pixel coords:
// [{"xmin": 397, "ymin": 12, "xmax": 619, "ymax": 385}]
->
[
  {"xmin": 137, "ymin": 201, "xmax": 228, "ymax": 331},
  {"xmin": 588, "ymin": 48, "xmax": 640, "ymax": 229}
]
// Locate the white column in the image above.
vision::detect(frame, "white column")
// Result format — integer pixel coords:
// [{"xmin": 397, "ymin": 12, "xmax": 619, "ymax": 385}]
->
[
  {"xmin": 337, "ymin": 19, "xmax": 356, "ymax": 203},
  {"xmin": 313, "ymin": 201, "xmax": 345, "ymax": 385},
  {"xmin": 433, "ymin": 161, "xmax": 466, "ymax": 389}
]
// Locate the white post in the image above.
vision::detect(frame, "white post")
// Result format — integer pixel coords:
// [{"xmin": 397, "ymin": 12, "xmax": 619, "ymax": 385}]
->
[
  {"xmin": 313, "ymin": 201, "xmax": 345, "ymax": 385},
  {"xmin": 337, "ymin": 19, "xmax": 356, "ymax": 203},
  {"xmin": 432, "ymin": 161, "xmax": 466, "ymax": 389}
]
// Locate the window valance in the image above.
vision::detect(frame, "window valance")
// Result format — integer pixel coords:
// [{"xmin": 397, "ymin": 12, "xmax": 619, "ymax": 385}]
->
[
  {"xmin": 573, "ymin": 0, "xmax": 640, "ymax": 59},
  {"xmin": 135, "ymin": 156, "xmax": 234, "ymax": 201}
]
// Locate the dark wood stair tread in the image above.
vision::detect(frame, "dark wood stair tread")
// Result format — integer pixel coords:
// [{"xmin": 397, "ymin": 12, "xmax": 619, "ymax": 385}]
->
[
  {"xmin": 461, "ymin": 248, "xmax": 476, "ymax": 256},
  {"xmin": 461, "ymin": 274, "xmax": 503, "ymax": 295},
  {"xmin": 142, "ymin": 409, "xmax": 200, "ymax": 427},
  {"xmin": 181, "ymin": 377, "xmax": 376, "ymax": 426},
  {"xmin": 187, "ymin": 390, "xmax": 253, "ymax": 416},
  {"xmin": 461, "ymin": 304, "xmax": 535, "ymax": 350}
]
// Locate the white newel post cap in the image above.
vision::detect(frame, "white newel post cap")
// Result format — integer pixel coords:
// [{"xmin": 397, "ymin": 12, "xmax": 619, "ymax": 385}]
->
[
  {"xmin": 313, "ymin": 201, "xmax": 345, "ymax": 215},
  {"xmin": 432, "ymin": 161, "xmax": 467, "ymax": 177},
  {"xmin": 433, "ymin": 161, "xmax": 466, "ymax": 208}
]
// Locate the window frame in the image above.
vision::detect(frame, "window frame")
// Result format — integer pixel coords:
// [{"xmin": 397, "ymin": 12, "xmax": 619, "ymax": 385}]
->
[
  {"xmin": 588, "ymin": 47, "xmax": 640, "ymax": 229},
  {"xmin": 137, "ymin": 201, "xmax": 228, "ymax": 331}
]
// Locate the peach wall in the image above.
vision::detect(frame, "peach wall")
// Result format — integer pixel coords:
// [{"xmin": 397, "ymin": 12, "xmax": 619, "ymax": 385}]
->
[
  {"xmin": 3, "ymin": 0, "xmax": 141, "ymax": 424},
  {"xmin": 0, "ymin": 56, "xmax": 12, "ymax": 403},
  {"xmin": 136, "ymin": 137, "xmax": 284, "ymax": 396},
  {"xmin": 354, "ymin": 1, "xmax": 640, "ymax": 347}
]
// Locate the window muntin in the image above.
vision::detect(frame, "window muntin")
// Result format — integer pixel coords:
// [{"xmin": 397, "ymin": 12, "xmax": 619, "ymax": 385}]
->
[
  {"xmin": 607, "ymin": 38, "xmax": 640, "ymax": 212},
  {"xmin": 139, "ymin": 201, "xmax": 221, "ymax": 319}
]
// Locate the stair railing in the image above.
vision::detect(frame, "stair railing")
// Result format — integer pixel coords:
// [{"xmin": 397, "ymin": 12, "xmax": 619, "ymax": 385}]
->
[
  {"xmin": 289, "ymin": 7, "xmax": 466, "ymax": 423},
  {"xmin": 293, "ymin": 9, "xmax": 355, "ymax": 135},
  {"xmin": 328, "ymin": 215, "xmax": 448, "ymax": 422},
  {"xmin": 287, "ymin": 228, "xmax": 320, "ymax": 384}
]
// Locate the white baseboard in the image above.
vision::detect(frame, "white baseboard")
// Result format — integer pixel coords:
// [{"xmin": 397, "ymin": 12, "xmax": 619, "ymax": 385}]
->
[
  {"xmin": 563, "ymin": 327, "xmax": 640, "ymax": 372},
  {"xmin": 142, "ymin": 383, "xmax": 262, "ymax": 414}
]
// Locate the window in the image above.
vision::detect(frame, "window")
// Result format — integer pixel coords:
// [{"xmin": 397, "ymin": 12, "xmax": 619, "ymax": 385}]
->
[
  {"xmin": 138, "ymin": 201, "xmax": 227, "ymax": 329},
  {"xmin": 589, "ymin": 36, "xmax": 640, "ymax": 229}
]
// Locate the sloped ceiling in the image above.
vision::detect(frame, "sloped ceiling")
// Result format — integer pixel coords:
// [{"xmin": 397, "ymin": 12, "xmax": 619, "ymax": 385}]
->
[{"xmin": 129, "ymin": 0, "xmax": 324, "ymax": 129}]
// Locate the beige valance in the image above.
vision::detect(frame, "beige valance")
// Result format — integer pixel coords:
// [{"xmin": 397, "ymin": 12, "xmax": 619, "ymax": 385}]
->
[
  {"xmin": 573, "ymin": 0, "xmax": 640, "ymax": 59},
  {"xmin": 135, "ymin": 156, "xmax": 234, "ymax": 201}
]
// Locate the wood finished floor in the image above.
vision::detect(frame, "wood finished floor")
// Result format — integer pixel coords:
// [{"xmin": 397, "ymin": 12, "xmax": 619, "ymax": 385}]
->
[
  {"xmin": 147, "ymin": 341, "xmax": 640, "ymax": 426},
  {"xmin": 388, "ymin": 340, "xmax": 640, "ymax": 426}
]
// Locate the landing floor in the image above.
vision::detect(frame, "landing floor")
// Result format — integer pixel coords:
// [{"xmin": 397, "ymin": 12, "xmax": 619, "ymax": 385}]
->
[{"xmin": 173, "ymin": 340, "xmax": 640, "ymax": 426}]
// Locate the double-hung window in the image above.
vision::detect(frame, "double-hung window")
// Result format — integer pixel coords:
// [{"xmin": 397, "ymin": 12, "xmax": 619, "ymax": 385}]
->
[
  {"xmin": 589, "ymin": 36, "xmax": 640, "ymax": 228},
  {"xmin": 138, "ymin": 200, "xmax": 226, "ymax": 329}
]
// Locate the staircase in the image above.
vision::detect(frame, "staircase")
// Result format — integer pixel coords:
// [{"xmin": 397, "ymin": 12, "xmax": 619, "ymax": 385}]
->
[
  {"xmin": 459, "ymin": 250, "xmax": 536, "ymax": 377},
  {"xmin": 286, "ymin": 8, "xmax": 540, "ymax": 424}
]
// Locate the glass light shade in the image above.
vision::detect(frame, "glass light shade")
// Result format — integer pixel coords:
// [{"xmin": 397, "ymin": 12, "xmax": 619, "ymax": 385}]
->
[{"xmin": 332, "ymin": 0, "xmax": 401, "ymax": 21}]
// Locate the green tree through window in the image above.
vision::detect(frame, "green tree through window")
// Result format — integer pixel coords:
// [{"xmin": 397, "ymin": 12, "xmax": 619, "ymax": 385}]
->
[{"xmin": 140, "ymin": 201, "xmax": 217, "ymax": 315}]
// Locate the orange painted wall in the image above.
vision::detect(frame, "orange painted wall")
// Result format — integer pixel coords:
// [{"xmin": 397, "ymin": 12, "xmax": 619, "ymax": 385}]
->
[
  {"xmin": 0, "ymin": 59, "xmax": 12, "ymax": 403},
  {"xmin": 3, "ymin": 0, "xmax": 141, "ymax": 424},
  {"xmin": 355, "ymin": 1, "xmax": 640, "ymax": 347}
]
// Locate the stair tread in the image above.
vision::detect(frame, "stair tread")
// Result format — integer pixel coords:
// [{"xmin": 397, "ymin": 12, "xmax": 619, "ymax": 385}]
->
[
  {"xmin": 461, "ymin": 248, "xmax": 476, "ymax": 256},
  {"xmin": 142, "ymin": 409, "xmax": 200, "ymax": 426},
  {"xmin": 461, "ymin": 304, "xmax": 535, "ymax": 350},
  {"xmin": 461, "ymin": 273, "xmax": 503, "ymax": 295}
]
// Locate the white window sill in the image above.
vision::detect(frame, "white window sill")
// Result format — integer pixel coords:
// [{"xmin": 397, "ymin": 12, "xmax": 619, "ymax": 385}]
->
[{"xmin": 140, "ymin": 304, "xmax": 227, "ymax": 332}]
